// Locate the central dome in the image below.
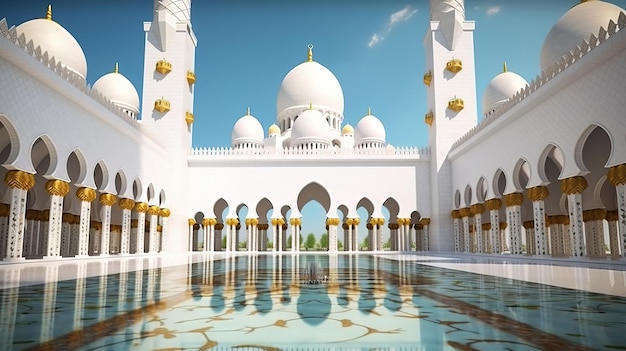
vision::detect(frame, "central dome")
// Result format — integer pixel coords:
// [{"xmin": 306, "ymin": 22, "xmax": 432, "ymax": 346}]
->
[
  {"xmin": 277, "ymin": 47, "xmax": 344, "ymax": 115},
  {"xmin": 540, "ymin": 0, "xmax": 625, "ymax": 71},
  {"xmin": 16, "ymin": 10, "xmax": 87, "ymax": 79}
]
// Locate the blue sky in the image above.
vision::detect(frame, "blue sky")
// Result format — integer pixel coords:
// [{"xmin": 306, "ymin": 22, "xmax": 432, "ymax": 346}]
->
[{"xmin": 4, "ymin": 0, "xmax": 626, "ymax": 243}]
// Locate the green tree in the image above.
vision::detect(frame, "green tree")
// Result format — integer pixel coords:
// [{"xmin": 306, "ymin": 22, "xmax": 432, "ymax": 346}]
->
[
  {"xmin": 287, "ymin": 234, "xmax": 292, "ymax": 248},
  {"xmin": 222, "ymin": 236, "xmax": 227, "ymax": 249},
  {"xmin": 239, "ymin": 240, "xmax": 247, "ymax": 249},
  {"xmin": 305, "ymin": 233, "xmax": 316, "ymax": 250},
  {"xmin": 361, "ymin": 236, "xmax": 369, "ymax": 250},
  {"xmin": 267, "ymin": 241, "xmax": 273, "ymax": 249},
  {"xmin": 320, "ymin": 232, "xmax": 329, "ymax": 249},
  {"xmin": 384, "ymin": 237, "xmax": 391, "ymax": 249},
  {"xmin": 338, "ymin": 240, "xmax": 343, "ymax": 250}
]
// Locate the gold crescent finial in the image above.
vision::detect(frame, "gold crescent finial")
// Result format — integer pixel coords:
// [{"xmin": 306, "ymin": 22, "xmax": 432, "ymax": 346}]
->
[
  {"xmin": 503, "ymin": 62, "xmax": 508, "ymax": 73},
  {"xmin": 307, "ymin": 44, "xmax": 313, "ymax": 62},
  {"xmin": 368, "ymin": 107, "xmax": 371, "ymax": 115},
  {"xmin": 247, "ymin": 106, "xmax": 250, "ymax": 115},
  {"xmin": 309, "ymin": 101, "xmax": 313, "ymax": 110},
  {"xmin": 46, "ymin": 4, "xmax": 52, "ymax": 20},
  {"xmin": 114, "ymin": 62, "xmax": 119, "ymax": 73}
]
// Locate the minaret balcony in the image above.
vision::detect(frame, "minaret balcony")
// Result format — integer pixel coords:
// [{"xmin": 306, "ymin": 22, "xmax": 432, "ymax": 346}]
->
[
  {"xmin": 154, "ymin": 98, "xmax": 170, "ymax": 113},
  {"xmin": 185, "ymin": 112, "xmax": 195, "ymax": 125},
  {"xmin": 423, "ymin": 71, "xmax": 432, "ymax": 86},
  {"xmin": 425, "ymin": 111, "xmax": 434, "ymax": 126},
  {"xmin": 446, "ymin": 58, "xmax": 463, "ymax": 73},
  {"xmin": 155, "ymin": 59, "xmax": 172, "ymax": 74},
  {"xmin": 448, "ymin": 98, "xmax": 464, "ymax": 112},
  {"xmin": 186, "ymin": 71, "xmax": 196, "ymax": 85}
]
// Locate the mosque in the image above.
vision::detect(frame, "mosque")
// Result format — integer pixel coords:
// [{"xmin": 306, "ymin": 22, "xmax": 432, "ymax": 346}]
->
[{"xmin": 0, "ymin": 0, "xmax": 625, "ymax": 262}]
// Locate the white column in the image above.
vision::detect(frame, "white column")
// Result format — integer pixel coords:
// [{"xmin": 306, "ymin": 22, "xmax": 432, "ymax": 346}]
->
[
  {"xmin": 327, "ymin": 218, "xmax": 339, "ymax": 252},
  {"xmin": 460, "ymin": 208, "xmax": 471, "ymax": 252},
  {"xmin": 39, "ymin": 265, "xmax": 59, "ymax": 343},
  {"xmin": 561, "ymin": 176, "xmax": 588, "ymax": 257},
  {"xmin": 3, "ymin": 171, "xmax": 35, "ymax": 261},
  {"xmin": 486, "ymin": 199, "xmax": 502, "ymax": 254},
  {"xmin": 188, "ymin": 219, "xmax": 195, "ymax": 252},
  {"xmin": 43, "ymin": 180, "xmax": 70, "ymax": 259},
  {"xmin": 69, "ymin": 215, "xmax": 79, "ymax": 256},
  {"xmin": 583, "ymin": 209, "xmax": 607, "ymax": 257},
  {"xmin": 471, "ymin": 204, "xmax": 484, "ymax": 254},
  {"xmin": 0, "ymin": 268, "xmax": 20, "ymax": 349},
  {"xmin": 606, "ymin": 211, "xmax": 620, "ymax": 257},
  {"xmin": 452, "ymin": 210, "xmax": 461, "ymax": 252},
  {"xmin": 0, "ymin": 204, "xmax": 9, "ymax": 260},
  {"xmin": 528, "ymin": 186, "xmax": 549, "ymax": 255},
  {"xmin": 73, "ymin": 262, "xmax": 87, "ymax": 330},
  {"xmin": 98, "ymin": 193, "xmax": 117, "ymax": 256},
  {"xmin": 135, "ymin": 203, "xmax": 148, "ymax": 254},
  {"xmin": 147, "ymin": 205, "xmax": 160, "ymax": 253},
  {"xmin": 421, "ymin": 218, "xmax": 430, "ymax": 251},
  {"xmin": 119, "ymin": 199, "xmax": 134, "ymax": 255},
  {"xmin": 504, "ymin": 193, "xmax": 524, "ymax": 255},
  {"xmin": 159, "ymin": 209, "xmax": 170, "ymax": 252},
  {"xmin": 607, "ymin": 165, "xmax": 626, "ymax": 258}
]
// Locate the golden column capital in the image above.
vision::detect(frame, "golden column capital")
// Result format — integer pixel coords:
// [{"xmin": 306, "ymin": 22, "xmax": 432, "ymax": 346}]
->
[
  {"xmin": 451, "ymin": 210, "xmax": 461, "ymax": 219},
  {"xmin": 99, "ymin": 193, "xmax": 117, "ymax": 206},
  {"xmin": 188, "ymin": 218, "xmax": 196, "ymax": 226},
  {"xmin": 470, "ymin": 204, "xmax": 485, "ymax": 215},
  {"xmin": 202, "ymin": 218, "xmax": 211, "ymax": 227},
  {"xmin": 582, "ymin": 208, "xmax": 607, "ymax": 222},
  {"xmin": 415, "ymin": 223, "xmax": 423, "ymax": 230},
  {"xmin": 499, "ymin": 221, "xmax": 508, "ymax": 230},
  {"xmin": 159, "ymin": 208, "xmax": 171, "ymax": 217},
  {"xmin": 118, "ymin": 198, "xmax": 135, "ymax": 210},
  {"xmin": 605, "ymin": 210, "xmax": 618, "ymax": 221},
  {"xmin": 215, "ymin": 223, "xmax": 224, "ymax": 230},
  {"xmin": 459, "ymin": 207, "xmax": 472, "ymax": 218},
  {"xmin": 527, "ymin": 186, "xmax": 549, "ymax": 202},
  {"xmin": 388, "ymin": 223, "xmax": 399, "ymax": 230},
  {"xmin": 504, "ymin": 193, "xmax": 524, "ymax": 207},
  {"xmin": 91, "ymin": 221, "xmax": 102, "ymax": 230},
  {"xmin": 481, "ymin": 223, "xmax": 491, "ymax": 231},
  {"xmin": 485, "ymin": 198, "xmax": 502, "ymax": 210},
  {"xmin": 560, "ymin": 176, "xmax": 588, "ymax": 195},
  {"xmin": 4, "ymin": 170, "xmax": 35, "ymax": 190},
  {"xmin": 522, "ymin": 220, "xmax": 534, "ymax": 229},
  {"xmin": 607, "ymin": 164, "xmax": 626, "ymax": 186},
  {"xmin": 76, "ymin": 187, "xmax": 97, "ymax": 202},
  {"xmin": 0, "ymin": 203, "xmax": 10, "ymax": 217},
  {"xmin": 420, "ymin": 218, "xmax": 431, "ymax": 225},
  {"xmin": 326, "ymin": 218, "xmax": 340, "ymax": 226},
  {"xmin": 147, "ymin": 205, "xmax": 160, "ymax": 215},
  {"xmin": 45, "ymin": 179, "xmax": 70, "ymax": 197},
  {"xmin": 134, "ymin": 202, "xmax": 149, "ymax": 213}
]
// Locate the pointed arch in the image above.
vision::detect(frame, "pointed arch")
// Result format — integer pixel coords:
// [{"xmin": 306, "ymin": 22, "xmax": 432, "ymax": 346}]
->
[
  {"xmin": 356, "ymin": 197, "xmax": 374, "ymax": 216},
  {"xmin": 66, "ymin": 149, "xmax": 87, "ymax": 184},
  {"xmin": 297, "ymin": 182, "xmax": 330, "ymax": 213},
  {"xmin": 575, "ymin": 123, "xmax": 613, "ymax": 173},
  {"xmin": 93, "ymin": 161, "xmax": 109, "ymax": 191},
  {"xmin": 0, "ymin": 114, "xmax": 20, "ymax": 166},
  {"xmin": 256, "ymin": 197, "xmax": 273, "ymax": 224},
  {"xmin": 475, "ymin": 177, "xmax": 488, "ymax": 203},
  {"xmin": 159, "ymin": 189, "xmax": 167, "ymax": 207},
  {"xmin": 30, "ymin": 135, "xmax": 57, "ymax": 176},
  {"xmin": 114, "ymin": 170, "xmax": 128, "ymax": 196},
  {"xmin": 492, "ymin": 168, "xmax": 507, "ymax": 198},
  {"xmin": 147, "ymin": 183, "xmax": 155, "ymax": 203},
  {"xmin": 512, "ymin": 158, "xmax": 530, "ymax": 191},
  {"xmin": 214, "ymin": 198, "xmax": 229, "ymax": 221},
  {"xmin": 454, "ymin": 189, "xmax": 461, "ymax": 208},
  {"xmin": 132, "ymin": 178, "xmax": 143, "ymax": 201},
  {"xmin": 382, "ymin": 197, "xmax": 400, "ymax": 222},
  {"xmin": 538, "ymin": 144, "xmax": 565, "ymax": 183},
  {"xmin": 463, "ymin": 184, "xmax": 472, "ymax": 207}
]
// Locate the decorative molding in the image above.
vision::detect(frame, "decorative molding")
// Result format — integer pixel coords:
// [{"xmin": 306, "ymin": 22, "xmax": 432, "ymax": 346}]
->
[
  {"xmin": 99, "ymin": 193, "xmax": 117, "ymax": 206},
  {"xmin": 118, "ymin": 198, "xmax": 135, "ymax": 210},
  {"xmin": 448, "ymin": 98, "xmax": 464, "ymax": 112},
  {"xmin": 154, "ymin": 98, "xmax": 170, "ymax": 113},
  {"xmin": 504, "ymin": 193, "xmax": 524, "ymax": 207},
  {"xmin": 527, "ymin": 186, "xmax": 549, "ymax": 202},
  {"xmin": 560, "ymin": 176, "xmax": 588, "ymax": 195},
  {"xmin": 485, "ymin": 198, "xmax": 502, "ymax": 210},
  {"xmin": 446, "ymin": 58, "xmax": 462, "ymax": 73},
  {"xmin": 155, "ymin": 59, "xmax": 172, "ymax": 74},
  {"xmin": 76, "ymin": 187, "xmax": 97, "ymax": 202},
  {"xmin": 45, "ymin": 179, "xmax": 70, "ymax": 197},
  {"xmin": 607, "ymin": 163, "xmax": 626, "ymax": 186},
  {"xmin": 4, "ymin": 170, "xmax": 35, "ymax": 190}
]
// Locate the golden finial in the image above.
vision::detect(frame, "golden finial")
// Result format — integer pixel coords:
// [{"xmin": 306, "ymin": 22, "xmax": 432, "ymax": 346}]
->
[
  {"xmin": 307, "ymin": 44, "xmax": 313, "ymax": 62},
  {"xmin": 247, "ymin": 106, "xmax": 250, "ymax": 115},
  {"xmin": 309, "ymin": 101, "xmax": 313, "ymax": 110},
  {"xmin": 367, "ymin": 107, "xmax": 371, "ymax": 115},
  {"xmin": 46, "ymin": 4, "xmax": 52, "ymax": 20},
  {"xmin": 114, "ymin": 62, "xmax": 119, "ymax": 73},
  {"xmin": 503, "ymin": 62, "xmax": 508, "ymax": 73}
]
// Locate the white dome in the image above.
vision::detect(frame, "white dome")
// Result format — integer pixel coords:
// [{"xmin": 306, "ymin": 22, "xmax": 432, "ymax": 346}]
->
[
  {"xmin": 92, "ymin": 66, "xmax": 140, "ymax": 114},
  {"xmin": 277, "ymin": 60, "xmax": 344, "ymax": 115},
  {"xmin": 291, "ymin": 109, "xmax": 330, "ymax": 146},
  {"xmin": 482, "ymin": 69, "xmax": 529, "ymax": 115},
  {"xmin": 16, "ymin": 18, "xmax": 87, "ymax": 79},
  {"xmin": 355, "ymin": 113, "xmax": 386, "ymax": 146},
  {"xmin": 540, "ymin": 1, "xmax": 625, "ymax": 71},
  {"xmin": 231, "ymin": 113, "xmax": 264, "ymax": 147}
]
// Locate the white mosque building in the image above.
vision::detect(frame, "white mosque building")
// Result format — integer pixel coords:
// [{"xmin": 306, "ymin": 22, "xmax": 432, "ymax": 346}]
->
[{"xmin": 0, "ymin": 0, "xmax": 625, "ymax": 262}]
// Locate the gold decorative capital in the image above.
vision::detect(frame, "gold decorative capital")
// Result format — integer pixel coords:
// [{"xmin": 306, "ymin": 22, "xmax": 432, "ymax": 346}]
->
[
  {"xmin": 188, "ymin": 218, "xmax": 196, "ymax": 226},
  {"xmin": 499, "ymin": 221, "xmax": 507, "ymax": 230},
  {"xmin": 420, "ymin": 218, "xmax": 431, "ymax": 225},
  {"xmin": 118, "ymin": 198, "xmax": 135, "ymax": 210},
  {"xmin": 485, "ymin": 198, "xmax": 502, "ymax": 210},
  {"xmin": 605, "ymin": 210, "xmax": 618, "ymax": 221},
  {"xmin": 446, "ymin": 58, "xmax": 462, "ymax": 73},
  {"xmin": 134, "ymin": 202, "xmax": 149, "ymax": 213},
  {"xmin": 504, "ymin": 193, "xmax": 524, "ymax": 207},
  {"xmin": 415, "ymin": 223, "xmax": 423, "ymax": 230},
  {"xmin": 522, "ymin": 220, "xmax": 534, "ymax": 229},
  {"xmin": 155, "ymin": 59, "xmax": 172, "ymax": 74},
  {"xmin": 325, "ymin": 217, "xmax": 340, "ymax": 226},
  {"xmin": 154, "ymin": 98, "xmax": 170, "ymax": 113},
  {"xmin": 583, "ymin": 208, "xmax": 607, "ymax": 222},
  {"xmin": 91, "ymin": 221, "xmax": 102, "ymax": 230},
  {"xmin": 76, "ymin": 187, "xmax": 96, "ymax": 202},
  {"xmin": 185, "ymin": 112, "xmax": 194, "ymax": 125},
  {"xmin": 527, "ymin": 186, "xmax": 549, "ymax": 202},
  {"xmin": 470, "ymin": 204, "xmax": 485, "ymax": 215},
  {"xmin": 560, "ymin": 176, "xmax": 588, "ymax": 195},
  {"xmin": 147, "ymin": 205, "xmax": 160, "ymax": 215},
  {"xmin": 4, "ymin": 170, "xmax": 35, "ymax": 190},
  {"xmin": 159, "ymin": 208, "xmax": 171, "ymax": 217},
  {"xmin": 459, "ymin": 207, "xmax": 472, "ymax": 217},
  {"xmin": 0, "ymin": 203, "xmax": 10, "ymax": 217},
  {"xmin": 451, "ymin": 210, "xmax": 461, "ymax": 219},
  {"xmin": 215, "ymin": 223, "xmax": 224, "ymax": 230},
  {"xmin": 607, "ymin": 164, "xmax": 626, "ymax": 186},
  {"xmin": 45, "ymin": 179, "xmax": 70, "ymax": 197},
  {"xmin": 186, "ymin": 71, "xmax": 196, "ymax": 85},
  {"xmin": 448, "ymin": 98, "xmax": 464, "ymax": 112},
  {"xmin": 99, "ymin": 193, "xmax": 117, "ymax": 206},
  {"xmin": 203, "ymin": 218, "xmax": 211, "ymax": 227},
  {"xmin": 423, "ymin": 71, "xmax": 432, "ymax": 86}
]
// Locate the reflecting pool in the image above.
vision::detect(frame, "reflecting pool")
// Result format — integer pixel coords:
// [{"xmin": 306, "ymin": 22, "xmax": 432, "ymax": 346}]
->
[{"xmin": 1, "ymin": 254, "xmax": 625, "ymax": 350}]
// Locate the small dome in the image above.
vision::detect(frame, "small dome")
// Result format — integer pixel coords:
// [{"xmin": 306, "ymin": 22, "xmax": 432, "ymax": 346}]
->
[
  {"xmin": 540, "ymin": 1, "xmax": 625, "ymax": 71},
  {"xmin": 16, "ymin": 10, "xmax": 87, "ymax": 79},
  {"xmin": 291, "ymin": 108, "xmax": 330, "ymax": 146},
  {"xmin": 277, "ymin": 47, "xmax": 344, "ymax": 115},
  {"xmin": 92, "ymin": 65, "xmax": 140, "ymax": 115},
  {"xmin": 482, "ymin": 66, "xmax": 529, "ymax": 115},
  {"xmin": 268, "ymin": 124, "xmax": 281, "ymax": 136},
  {"xmin": 342, "ymin": 124, "xmax": 354, "ymax": 135},
  {"xmin": 231, "ymin": 111, "xmax": 264, "ymax": 147},
  {"xmin": 355, "ymin": 112, "xmax": 386, "ymax": 146}
]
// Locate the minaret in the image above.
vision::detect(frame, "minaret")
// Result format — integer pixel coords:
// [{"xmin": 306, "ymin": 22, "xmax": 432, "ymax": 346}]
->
[
  {"xmin": 140, "ymin": 0, "xmax": 196, "ymax": 252},
  {"xmin": 423, "ymin": 0, "xmax": 478, "ymax": 251}
]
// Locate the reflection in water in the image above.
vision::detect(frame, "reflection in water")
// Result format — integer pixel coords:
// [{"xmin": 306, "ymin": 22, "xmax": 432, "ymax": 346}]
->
[{"xmin": 0, "ymin": 254, "xmax": 624, "ymax": 350}]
